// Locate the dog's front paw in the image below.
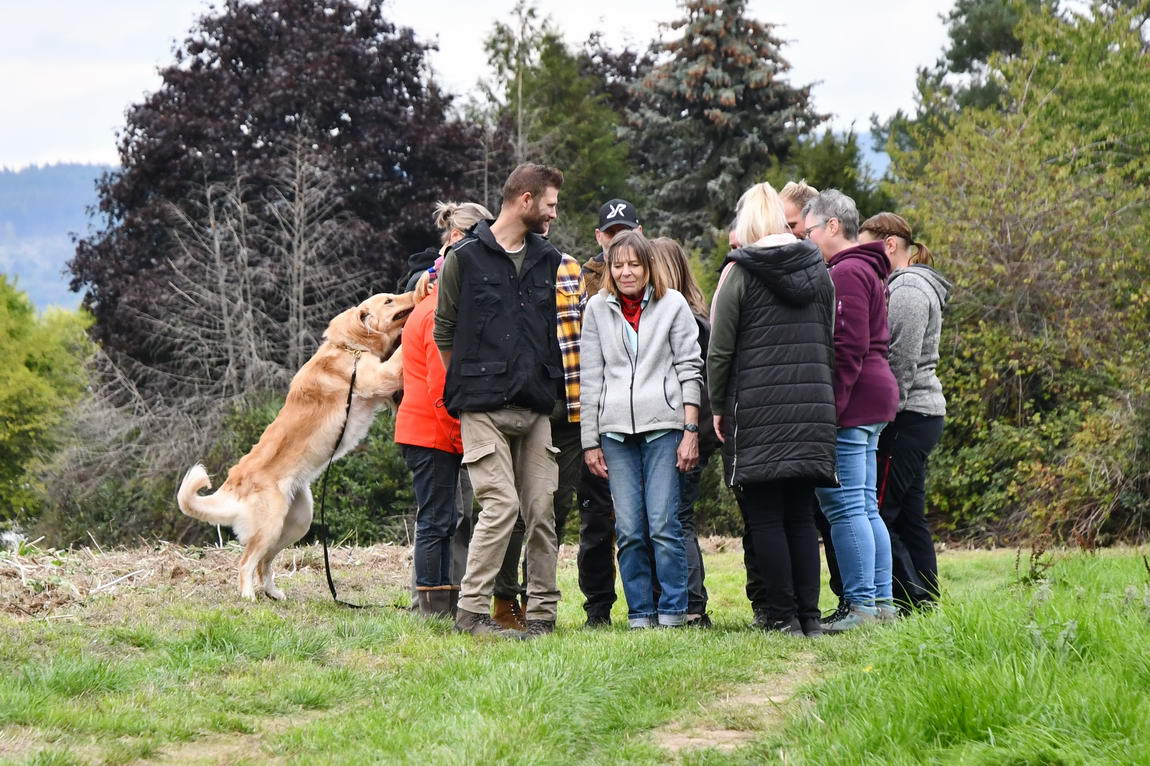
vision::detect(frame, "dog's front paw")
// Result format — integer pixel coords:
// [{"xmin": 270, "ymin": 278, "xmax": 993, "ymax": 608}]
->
[
  {"xmin": 240, "ymin": 587, "xmax": 258, "ymax": 601},
  {"xmin": 264, "ymin": 586, "xmax": 286, "ymax": 601}
]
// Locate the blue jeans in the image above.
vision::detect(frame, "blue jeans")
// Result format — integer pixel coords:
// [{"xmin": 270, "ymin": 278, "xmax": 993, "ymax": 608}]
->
[
  {"xmin": 601, "ymin": 431, "xmax": 688, "ymax": 626},
  {"xmin": 815, "ymin": 424, "xmax": 893, "ymax": 608},
  {"xmin": 403, "ymin": 445, "xmax": 462, "ymax": 587}
]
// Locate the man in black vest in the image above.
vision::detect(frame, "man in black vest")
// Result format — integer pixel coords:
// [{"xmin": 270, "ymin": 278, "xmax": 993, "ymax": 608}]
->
[{"xmin": 434, "ymin": 163, "xmax": 566, "ymax": 638}]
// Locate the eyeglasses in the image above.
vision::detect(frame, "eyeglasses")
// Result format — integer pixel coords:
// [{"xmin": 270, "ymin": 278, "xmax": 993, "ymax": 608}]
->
[{"xmin": 806, "ymin": 220, "xmax": 828, "ymax": 234}]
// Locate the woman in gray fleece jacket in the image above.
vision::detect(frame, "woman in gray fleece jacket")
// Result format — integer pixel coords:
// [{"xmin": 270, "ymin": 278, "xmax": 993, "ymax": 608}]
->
[
  {"xmin": 859, "ymin": 213, "xmax": 952, "ymax": 612},
  {"xmin": 580, "ymin": 230, "xmax": 704, "ymax": 628}
]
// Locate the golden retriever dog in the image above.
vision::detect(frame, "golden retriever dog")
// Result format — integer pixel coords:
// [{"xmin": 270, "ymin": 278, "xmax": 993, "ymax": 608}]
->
[{"xmin": 177, "ymin": 290, "xmax": 418, "ymax": 600}]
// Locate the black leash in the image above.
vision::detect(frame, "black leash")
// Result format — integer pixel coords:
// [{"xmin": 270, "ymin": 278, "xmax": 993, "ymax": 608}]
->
[{"xmin": 315, "ymin": 352, "xmax": 400, "ymax": 610}]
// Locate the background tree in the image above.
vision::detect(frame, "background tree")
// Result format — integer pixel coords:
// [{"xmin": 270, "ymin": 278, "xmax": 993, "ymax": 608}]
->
[
  {"xmin": 474, "ymin": 3, "xmax": 637, "ymax": 254},
  {"xmin": 38, "ymin": 154, "xmax": 411, "ymax": 546},
  {"xmin": 897, "ymin": 1, "xmax": 1150, "ymax": 544},
  {"xmin": 767, "ymin": 129, "xmax": 893, "ymax": 219},
  {"xmin": 628, "ymin": 0, "xmax": 822, "ymax": 249},
  {"xmin": 872, "ymin": 0, "xmax": 1057, "ymax": 163},
  {"xmin": 0, "ymin": 277, "xmax": 92, "ymax": 524},
  {"xmin": 70, "ymin": 0, "xmax": 475, "ymax": 380}
]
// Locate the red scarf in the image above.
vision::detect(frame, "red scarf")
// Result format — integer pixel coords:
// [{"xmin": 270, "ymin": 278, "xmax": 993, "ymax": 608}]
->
[{"xmin": 619, "ymin": 292, "xmax": 643, "ymax": 332}]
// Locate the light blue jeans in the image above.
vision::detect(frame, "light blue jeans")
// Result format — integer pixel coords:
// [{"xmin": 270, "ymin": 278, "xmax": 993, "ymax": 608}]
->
[
  {"xmin": 815, "ymin": 424, "xmax": 893, "ymax": 609},
  {"xmin": 601, "ymin": 431, "xmax": 688, "ymax": 626}
]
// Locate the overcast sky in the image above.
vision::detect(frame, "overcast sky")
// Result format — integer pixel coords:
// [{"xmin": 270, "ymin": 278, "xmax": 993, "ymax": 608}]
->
[{"xmin": 0, "ymin": 0, "xmax": 954, "ymax": 170}]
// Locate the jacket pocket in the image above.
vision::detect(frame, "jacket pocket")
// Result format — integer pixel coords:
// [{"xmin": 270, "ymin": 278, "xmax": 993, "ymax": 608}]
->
[
  {"xmin": 474, "ymin": 272, "xmax": 504, "ymax": 306},
  {"xmin": 663, "ymin": 369, "xmax": 680, "ymax": 414},
  {"xmin": 461, "ymin": 361, "xmax": 507, "ymax": 376}
]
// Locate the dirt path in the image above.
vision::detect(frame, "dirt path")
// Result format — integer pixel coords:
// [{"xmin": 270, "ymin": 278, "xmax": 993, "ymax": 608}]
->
[{"xmin": 652, "ymin": 650, "xmax": 819, "ymax": 755}]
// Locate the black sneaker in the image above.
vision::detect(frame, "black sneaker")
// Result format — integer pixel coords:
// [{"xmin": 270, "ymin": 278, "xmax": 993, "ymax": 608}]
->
[
  {"xmin": 799, "ymin": 616, "xmax": 824, "ymax": 638},
  {"xmin": 751, "ymin": 610, "xmax": 770, "ymax": 629},
  {"xmin": 685, "ymin": 613, "xmax": 713, "ymax": 628},
  {"xmin": 821, "ymin": 598, "xmax": 851, "ymax": 624},
  {"xmin": 583, "ymin": 614, "xmax": 612, "ymax": 629},
  {"xmin": 756, "ymin": 616, "xmax": 804, "ymax": 636},
  {"xmin": 525, "ymin": 619, "xmax": 555, "ymax": 637}
]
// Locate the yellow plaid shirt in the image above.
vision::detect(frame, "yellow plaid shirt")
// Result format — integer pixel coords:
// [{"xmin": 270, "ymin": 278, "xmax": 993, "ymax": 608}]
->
[{"xmin": 556, "ymin": 254, "xmax": 586, "ymax": 423}]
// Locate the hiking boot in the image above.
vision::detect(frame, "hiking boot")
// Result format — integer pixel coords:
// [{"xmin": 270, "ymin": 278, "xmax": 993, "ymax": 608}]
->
[
  {"xmin": 584, "ymin": 614, "xmax": 612, "ymax": 629},
  {"xmin": 525, "ymin": 619, "xmax": 555, "ymax": 637},
  {"xmin": 799, "ymin": 616, "xmax": 825, "ymax": 638},
  {"xmin": 821, "ymin": 605, "xmax": 879, "ymax": 634},
  {"xmin": 821, "ymin": 598, "xmax": 851, "ymax": 624},
  {"xmin": 415, "ymin": 586, "xmax": 456, "ymax": 618},
  {"xmin": 755, "ymin": 616, "xmax": 804, "ymax": 636},
  {"xmin": 454, "ymin": 608, "xmax": 528, "ymax": 639},
  {"xmin": 685, "ymin": 613, "xmax": 713, "ymax": 628},
  {"xmin": 492, "ymin": 597, "xmax": 527, "ymax": 631}
]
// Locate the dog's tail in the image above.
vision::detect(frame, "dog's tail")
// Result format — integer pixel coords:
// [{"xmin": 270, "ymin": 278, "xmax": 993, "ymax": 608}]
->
[{"xmin": 176, "ymin": 464, "xmax": 235, "ymax": 526}]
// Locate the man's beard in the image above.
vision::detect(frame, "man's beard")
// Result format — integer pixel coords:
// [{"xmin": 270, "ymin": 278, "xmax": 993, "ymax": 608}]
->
[{"xmin": 524, "ymin": 208, "xmax": 550, "ymax": 235}]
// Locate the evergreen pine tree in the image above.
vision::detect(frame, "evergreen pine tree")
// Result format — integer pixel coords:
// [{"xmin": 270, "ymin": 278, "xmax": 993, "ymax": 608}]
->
[{"xmin": 630, "ymin": 0, "xmax": 821, "ymax": 247}]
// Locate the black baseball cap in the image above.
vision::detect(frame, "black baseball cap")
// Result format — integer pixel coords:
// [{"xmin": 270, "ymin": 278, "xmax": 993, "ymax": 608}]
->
[{"xmin": 597, "ymin": 199, "xmax": 640, "ymax": 231}]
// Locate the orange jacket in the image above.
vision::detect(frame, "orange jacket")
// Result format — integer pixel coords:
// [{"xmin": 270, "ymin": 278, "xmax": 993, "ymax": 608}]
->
[{"xmin": 394, "ymin": 290, "xmax": 462, "ymax": 453}]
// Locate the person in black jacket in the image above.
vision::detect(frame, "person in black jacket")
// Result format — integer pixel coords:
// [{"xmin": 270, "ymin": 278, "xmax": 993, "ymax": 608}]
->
[
  {"xmin": 651, "ymin": 237, "xmax": 720, "ymax": 626},
  {"xmin": 433, "ymin": 164, "xmax": 566, "ymax": 639},
  {"xmin": 396, "ymin": 202, "xmax": 493, "ymax": 293},
  {"xmin": 708, "ymin": 182, "xmax": 838, "ymax": 637}
]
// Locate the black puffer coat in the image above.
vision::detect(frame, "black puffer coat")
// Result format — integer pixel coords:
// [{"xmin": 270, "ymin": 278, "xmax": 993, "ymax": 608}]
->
[{"xmin": 722, "ymin": 240, "xmax": 837, "ymax": 487}]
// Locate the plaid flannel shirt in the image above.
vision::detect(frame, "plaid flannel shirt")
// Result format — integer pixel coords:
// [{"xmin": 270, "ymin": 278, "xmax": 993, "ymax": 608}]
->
[{"xmin": 556, "ymin": 254, "xmax": 587, "ymax": 423}]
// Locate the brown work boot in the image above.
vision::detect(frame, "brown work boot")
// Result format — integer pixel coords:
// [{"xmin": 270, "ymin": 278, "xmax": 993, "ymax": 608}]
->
[
  {"xmin": 492, "ymin": 596, "xmax": 527, "ymax": 631},
  {"xmin": 454, "ymin": 608, "xmax": 528, "ymax": 639}
]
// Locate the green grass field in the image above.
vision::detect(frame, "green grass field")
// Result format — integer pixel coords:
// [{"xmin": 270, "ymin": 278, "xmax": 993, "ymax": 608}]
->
[{"xmin": 1, "ymin": 542, "xmax": 1148, "ymax": 765}]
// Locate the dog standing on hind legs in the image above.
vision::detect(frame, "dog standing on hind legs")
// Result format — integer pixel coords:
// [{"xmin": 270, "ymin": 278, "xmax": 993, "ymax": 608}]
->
[{"xmin": 177, "ymin": 290, "xmax": 417, "ymax": 600}]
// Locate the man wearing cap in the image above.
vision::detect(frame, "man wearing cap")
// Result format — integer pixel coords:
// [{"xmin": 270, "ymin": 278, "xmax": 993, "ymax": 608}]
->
[{"xmin": 576, "ymin": 198, "xmax": 642, "ymax": 627}]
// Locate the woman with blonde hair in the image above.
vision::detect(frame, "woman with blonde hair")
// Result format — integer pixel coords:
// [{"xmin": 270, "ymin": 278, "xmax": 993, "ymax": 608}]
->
[
  {"xmin": 858, "ymin": 212, "xmax": 951, "ymax": 611},
  {"xmin": 650, "ymin": 237, "xmax": 718, "ymax": 626},
  {"xmin": 581, "ymin": 230, "xmax": 704, "ymax": 629},
  {"xmin": 397, "ymin": 201, "xmax": 493, "ymax": 293},
  {"xmin": 707, "ymin": 181, "xmax": 837, "ymax": 636}
]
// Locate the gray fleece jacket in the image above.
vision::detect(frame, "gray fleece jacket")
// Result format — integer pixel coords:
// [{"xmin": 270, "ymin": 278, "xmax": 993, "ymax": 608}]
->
[
  {"xmin": 579, "ymin": 288, "xmax": 703, "ymax": 449},
  {"xmin": 887, "ymin": 264, "xmax": 952, "ymax": 416}
]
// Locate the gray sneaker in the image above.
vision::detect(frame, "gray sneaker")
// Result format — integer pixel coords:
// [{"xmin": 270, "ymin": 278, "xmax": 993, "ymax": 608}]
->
[
  {"xmin": 821, "ymin": 605, "xmax": 879, "ymax": 634},
  {"xmin": 454, "ymin": 608, "xmax": 528, "ymax": 639},
  {"xmin": 877, "ymin": 603, "xmax": 900, "ymax": 623}
]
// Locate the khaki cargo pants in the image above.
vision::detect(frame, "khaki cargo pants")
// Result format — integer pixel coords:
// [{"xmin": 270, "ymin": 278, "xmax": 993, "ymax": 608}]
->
[{"xmin": 457, "ymin": 406, "xmax": 561, "ymax": 620}]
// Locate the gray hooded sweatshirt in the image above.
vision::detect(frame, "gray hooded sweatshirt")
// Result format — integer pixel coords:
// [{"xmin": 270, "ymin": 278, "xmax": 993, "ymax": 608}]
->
[{"xmin": 887, "ymin": 264, "xmax": 952, "ymax": 416}]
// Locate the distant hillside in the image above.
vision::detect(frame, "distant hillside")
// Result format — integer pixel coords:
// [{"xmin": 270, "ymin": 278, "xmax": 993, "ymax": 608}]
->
[{"xmin": 0, "ymin": 163, "xmax": 110, "ymax": 310}]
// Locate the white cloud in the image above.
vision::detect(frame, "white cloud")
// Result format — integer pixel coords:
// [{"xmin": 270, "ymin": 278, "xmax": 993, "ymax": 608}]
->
[{"xmin": 0, "ymin": 0, "xmax": 953, "ymax": 168}]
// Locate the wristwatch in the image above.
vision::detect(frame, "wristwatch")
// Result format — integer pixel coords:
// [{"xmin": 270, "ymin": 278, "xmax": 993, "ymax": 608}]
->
[{"xmin": 684, "ymin": 423, "xmax": 699, "ymax": 433}]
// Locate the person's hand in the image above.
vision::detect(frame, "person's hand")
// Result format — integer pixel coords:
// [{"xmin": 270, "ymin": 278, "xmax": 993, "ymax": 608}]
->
[
  {"xmin": 713, "ymin": 415, "xmax": 725, "ymax": 444},
  {"xmin": 677, "ymin": 430, "xmax": 699, "ymax": 472},
  {"xmin": 584, "ymin": 447, "xmax": 608, "ymax": 479}
]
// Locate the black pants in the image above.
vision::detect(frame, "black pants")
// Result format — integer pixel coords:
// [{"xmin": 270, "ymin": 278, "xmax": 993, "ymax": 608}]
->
[
  {"xmin": 677, "ymin": 450, "xmax": 712, "ymax": 614},
  {"xmin": 578, "ymin": 463, "xmax": 617, "ymax": 619},
  {"xmin": 878, "ymin": 411, "xmax": 945, "ymax": 607},
  {"xmin": 737, "ymin": 480, "xmax": 822, "ymax": 623},
  {"xmin": 493, "ymin": 417, "xmax": 582, "ymax": 601},
  {"xmin": 813, "ymin": 506, "xmax": 843, "ymax": 600}
]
